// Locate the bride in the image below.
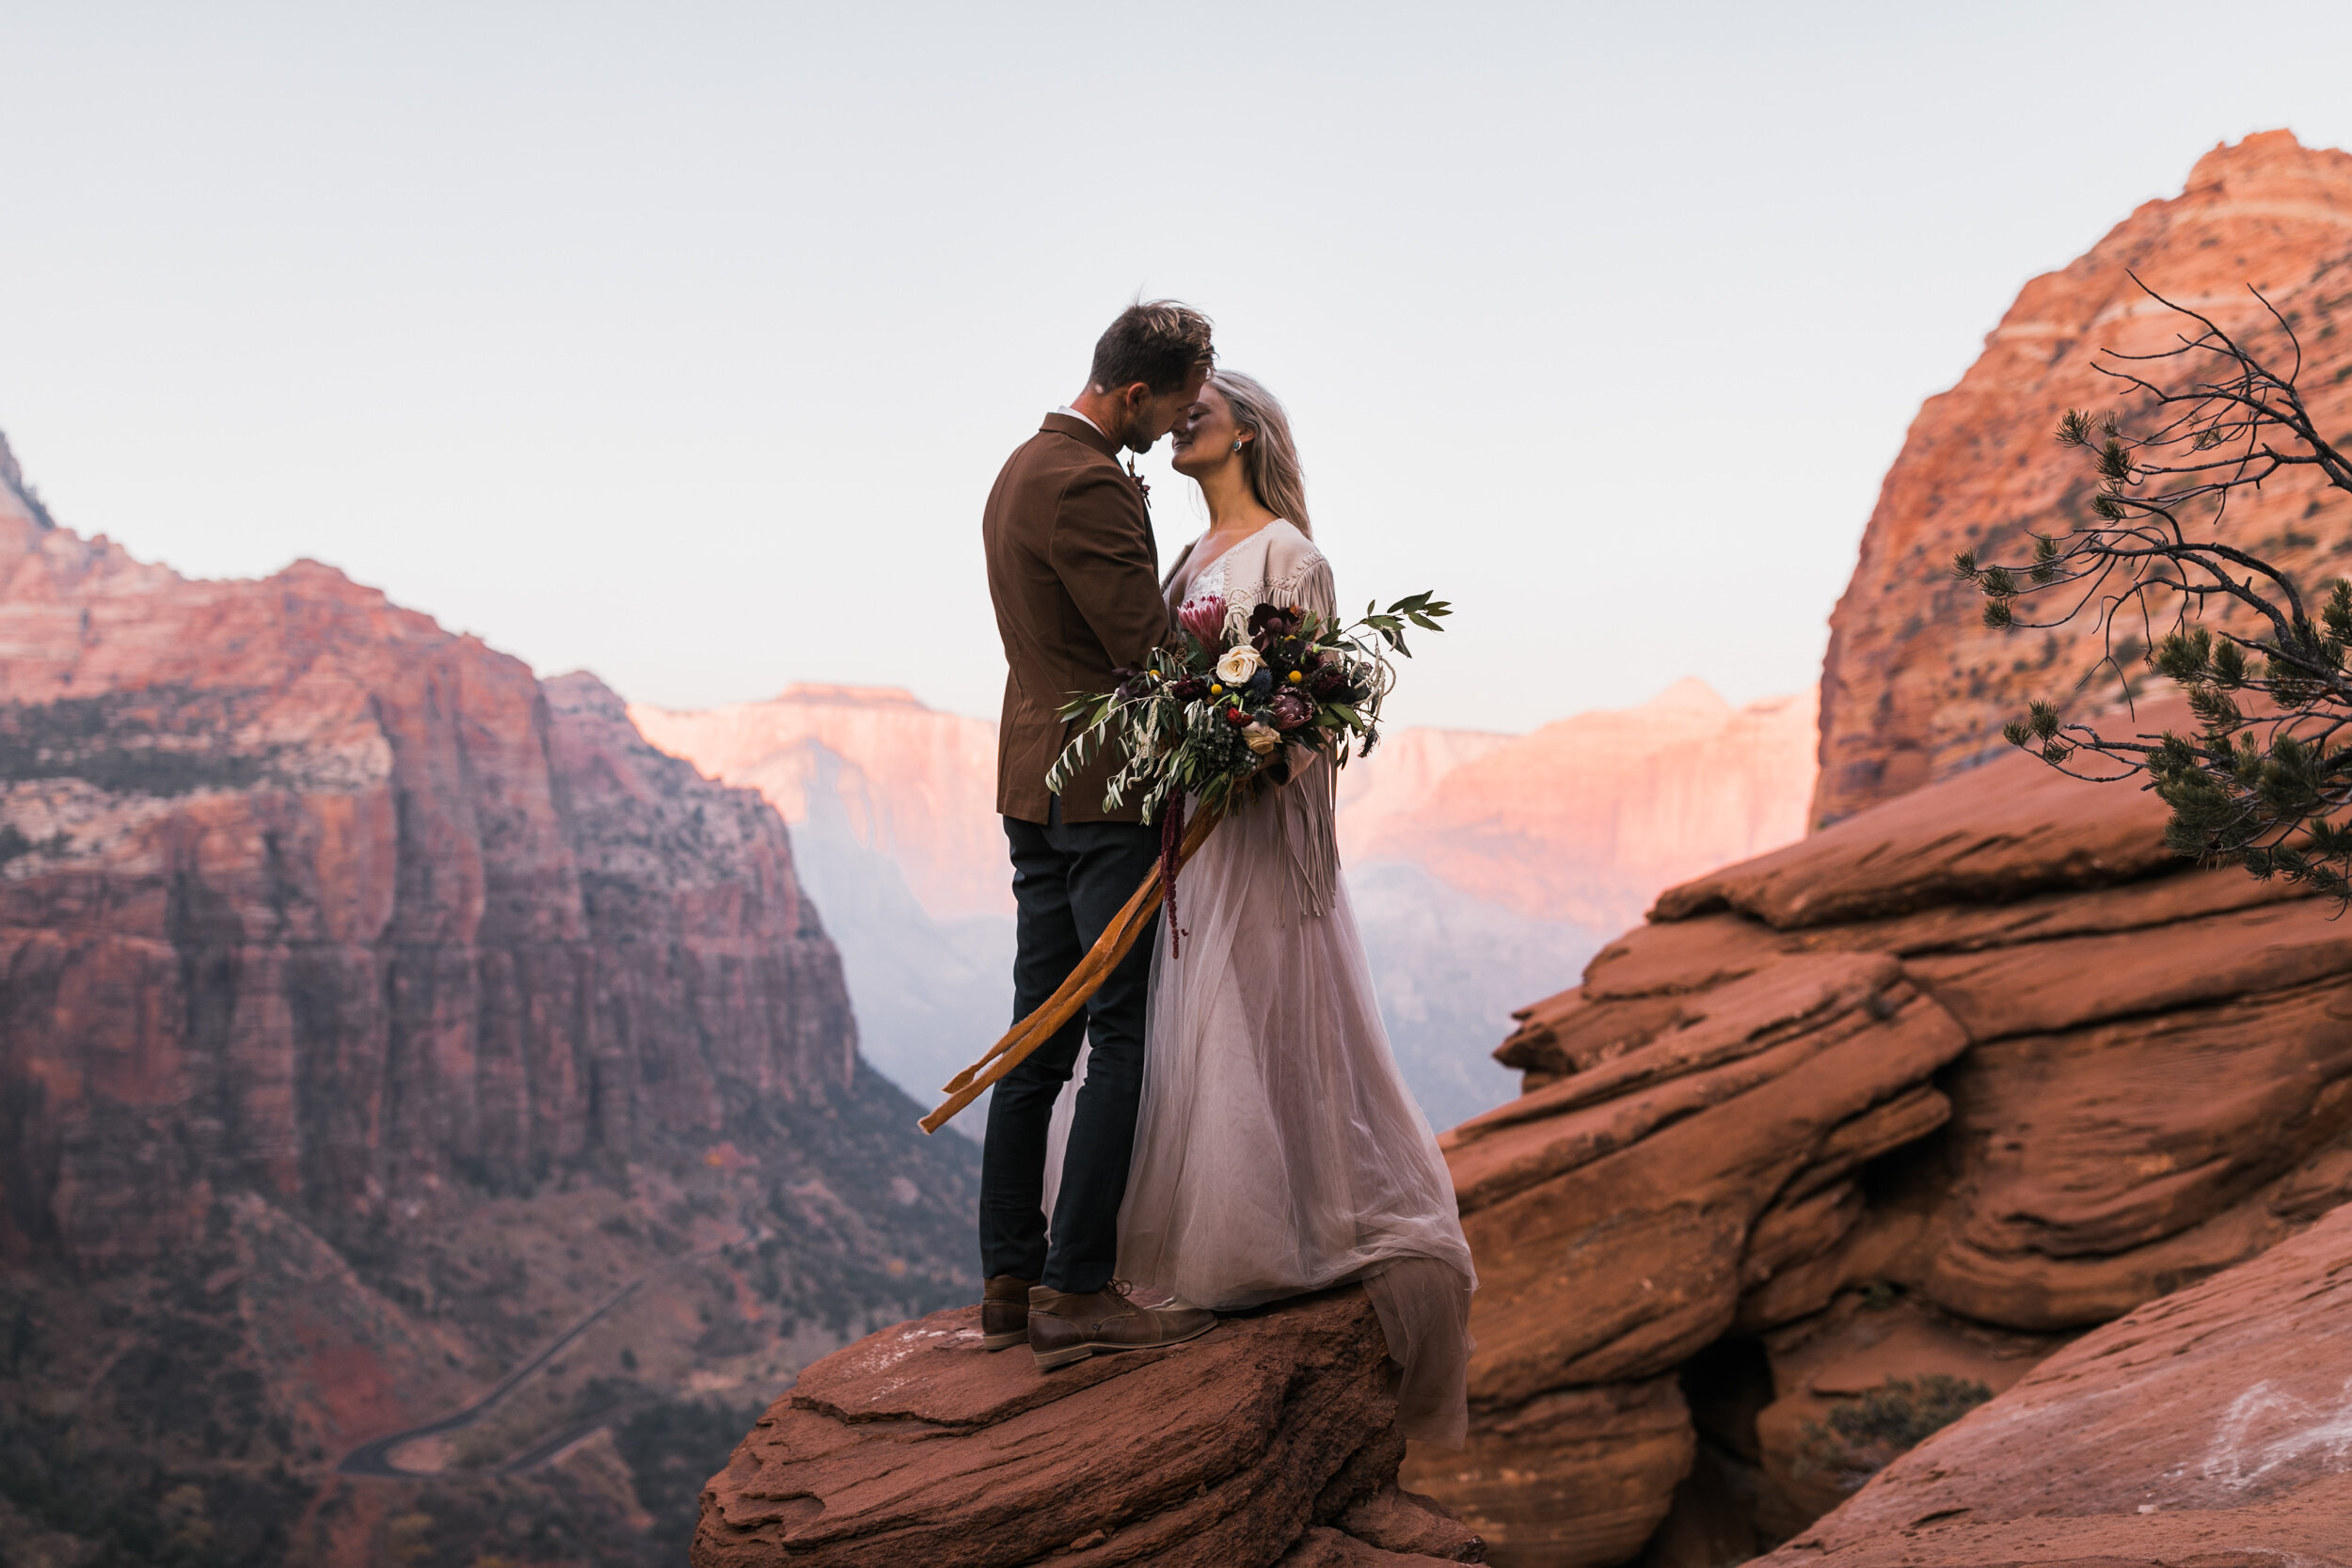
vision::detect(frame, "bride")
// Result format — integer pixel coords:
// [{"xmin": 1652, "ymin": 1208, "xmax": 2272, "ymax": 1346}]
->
[{"xmin": 1120, "ymin": 370, "xmax": 1476, "ymax": 1446}]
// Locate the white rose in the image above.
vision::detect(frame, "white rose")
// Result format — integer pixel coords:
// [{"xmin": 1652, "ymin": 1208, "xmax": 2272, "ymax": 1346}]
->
[
  {"xmin": 1216, "ymin": 644, "xmax": 1263, "ymax": 684},
  {"xmin": 1243, "ymin": 721, "xmax": 1280, "ymax": 755}
]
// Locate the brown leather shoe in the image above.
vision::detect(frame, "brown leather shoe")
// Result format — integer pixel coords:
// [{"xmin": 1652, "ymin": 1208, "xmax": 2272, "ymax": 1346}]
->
[
  {"xmin": 1028, "ymin": 1281, "xmax": 1216, "ymax": 1370},
  {"xmin": 981, "ymin": 1275, "xmax": 1038, "ymax": 1351}
]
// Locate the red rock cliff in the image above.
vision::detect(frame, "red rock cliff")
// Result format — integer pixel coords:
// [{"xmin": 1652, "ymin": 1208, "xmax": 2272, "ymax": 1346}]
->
[
  {"xmin": 1813, "ymin": 130, "xmax": 2352, "ymax": 826},
  {"xmin": 0, "ymin": 510, "xmax": 854, "ymax": 1268},
  {"xmin": 0, "ymin": 470, "xmax": 983, "ymax": 1568},
  {"xmin": 1404, "ymin": 719, "xmax": 2352, "ymax": 1565}
]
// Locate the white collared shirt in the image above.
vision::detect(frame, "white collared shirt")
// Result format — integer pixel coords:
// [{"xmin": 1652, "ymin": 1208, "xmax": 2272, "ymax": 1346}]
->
[{"xmin": 1052, "ymin": 404, "xmax": 1112, "ymax": 443}]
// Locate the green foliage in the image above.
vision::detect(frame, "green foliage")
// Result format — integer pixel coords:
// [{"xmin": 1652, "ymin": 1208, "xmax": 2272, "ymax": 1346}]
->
[
  {"xmin": 1795, "ymin": 1375, "xmax": 1994, "ymax": 1488},
  {"xmin": 1957, "ymin": 285, "xmax": 2352, "ymax": 907},
  {"xmin": 1048, "ymin": 593, "xmax": 1449, "ymax": 823},
  {"xmin": 613, "ymin": 1400, "xmax": 766, "ymax": 1554},
  {"xmin": 0, "ymin": 689, "xmax": 280, "ymax": 798}
]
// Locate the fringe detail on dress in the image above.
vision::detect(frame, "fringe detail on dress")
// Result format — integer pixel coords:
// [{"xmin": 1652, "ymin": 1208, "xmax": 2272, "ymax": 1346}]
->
[
  {"xmin": 1160, "ymin": 789, "xmax": 1187, "ymax": 956},
  {"xmin": 1279, "ymin": 759, "xmax": 1340, "ymax": 925}
]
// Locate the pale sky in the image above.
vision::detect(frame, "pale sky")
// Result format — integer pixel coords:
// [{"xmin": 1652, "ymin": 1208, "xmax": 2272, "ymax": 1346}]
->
[{"xmin": 6, "ymin": 2, "xmax": 2352, "ymax": 733}]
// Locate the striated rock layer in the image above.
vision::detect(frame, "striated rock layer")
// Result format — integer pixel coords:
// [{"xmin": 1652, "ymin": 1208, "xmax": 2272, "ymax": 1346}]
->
[
  {"xmin": 1813, "ymin": 129, "xmax": 2352, "ymax": 827},
  {"xmin": 631, "ymin": 686, "xmax": 1007, "ymax": 923},
  {"xmin": 0, "ymin": 465, "xmax": 980, "ymax": 1567},
  {"xmin": 1403, "ymin": 718, "xmax": 2352, "ymax": 1565},
  {"xmin": 638, "ymin": 680, "xmax": 1816, "ymax": 1132},
  {"xmin": 1349, "ymin": 680, "xmax": 1818, "ymax": 935},
  {"xmin": 693, "ymin": 1289, "xmax": 1486, "ymax": 1568},
  {"xmin": 1756, "ymin": 1200, "xmax": 2352, "ymax": 1565}
]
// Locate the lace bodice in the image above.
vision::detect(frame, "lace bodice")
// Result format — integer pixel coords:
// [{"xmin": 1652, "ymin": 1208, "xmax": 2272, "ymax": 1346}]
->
[{"xmin": 1166, "ymin": 521, "xmax": 1333, "ymax": 634}]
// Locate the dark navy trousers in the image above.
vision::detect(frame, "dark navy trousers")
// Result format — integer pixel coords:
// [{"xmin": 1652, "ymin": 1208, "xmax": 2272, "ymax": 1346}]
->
[{"xmin": 977, "ymin": 803, "xmax": 1161, "ymax": 1294}]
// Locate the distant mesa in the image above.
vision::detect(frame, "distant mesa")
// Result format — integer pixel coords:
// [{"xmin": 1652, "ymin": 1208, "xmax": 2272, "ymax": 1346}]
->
[
  {"xmin": 771, "ymin": 682, "xmax": 930, "ymax": 708},
  {"xmin": 637, "ymin": 676, "xmax": 1820, "ymax": 1132}
]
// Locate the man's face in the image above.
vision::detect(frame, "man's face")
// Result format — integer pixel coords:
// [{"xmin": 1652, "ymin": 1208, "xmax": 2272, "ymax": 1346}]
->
[{"xmin": 1116, "ymin": 365, "xmax": 1212, "ymax": 453}]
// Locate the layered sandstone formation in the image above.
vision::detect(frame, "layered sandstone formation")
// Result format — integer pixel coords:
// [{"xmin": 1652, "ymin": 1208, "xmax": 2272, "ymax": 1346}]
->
[
  {"xmin": 637, "ymin": 680, "xmax": 1820, "ymax": 942},
  {"xmin": 632, "ymin": 686, "xmax": 1008, "ymax": 922},
  {"xmin": 1815, "ymin": 129, "xmax": 2352, "ymax": 826},
  {"xmin": 1349, "ymin": 681, "xmax": 1818, "ymax": 934},
  {"xmin": 0, "ymin": 519, "xmax": 857, "ymax": 1265},
  {"xmin": 0, "ymin": 463, "xmax": 980, "ymax": 1566},
  {"xmin": 1402, "ymin": 726, "xmax": 2352, "ymax": 1564},
  {"xmin": 1756, "ymin": 1200, "xmax": 2352, "ymax": 1565},
  {"xmin": 694, "ymin": 1289, "xmax": 1485, "ymax": 1568},
  {"xmin": 639, "ymin": 680, "xmax": 1818, "ymax": 1131}
]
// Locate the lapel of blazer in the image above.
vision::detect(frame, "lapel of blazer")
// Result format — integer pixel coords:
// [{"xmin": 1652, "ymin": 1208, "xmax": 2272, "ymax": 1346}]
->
[
  {"xmin": 1040, "ymin": 411, "xmax": 1120, "ymax": 461},
  {"xmin": 1040, "ymin": 413, "xmax": 1155, "ymax": 568}
]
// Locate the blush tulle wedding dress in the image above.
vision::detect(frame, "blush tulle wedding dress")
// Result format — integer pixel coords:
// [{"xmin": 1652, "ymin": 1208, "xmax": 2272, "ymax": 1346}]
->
[{"xmin": 1111, "ymin": 519, "xmax": 1477, "ymax": 1446}]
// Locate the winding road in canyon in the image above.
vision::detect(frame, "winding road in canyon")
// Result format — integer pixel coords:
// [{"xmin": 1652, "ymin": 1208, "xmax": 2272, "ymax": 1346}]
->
[{"xmin": 337, "ymin": 1226, "xmax": 767, "ymax": 1480}]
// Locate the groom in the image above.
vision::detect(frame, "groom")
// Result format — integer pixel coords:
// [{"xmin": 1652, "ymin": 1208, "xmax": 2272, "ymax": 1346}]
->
[{"xmin": 977, "ymin": 300, "xmax": 1219, "ymax": 1370}]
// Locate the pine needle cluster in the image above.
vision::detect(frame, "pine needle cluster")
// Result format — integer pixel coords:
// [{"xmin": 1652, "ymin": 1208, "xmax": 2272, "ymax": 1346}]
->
[{"xmin": 1950, "ymin": 278, "xmax": 2352, "ymax": 905}]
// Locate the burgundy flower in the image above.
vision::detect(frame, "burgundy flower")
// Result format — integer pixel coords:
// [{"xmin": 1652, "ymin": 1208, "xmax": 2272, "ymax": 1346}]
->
[
  {"xmin": 1178, "ymin": 594, "xmax": 1228, "ymax": 648},
  {"xmin": 1171, "ymin": 676, "xmax": 1208, "ymax": 701},
  {"xmin": 1224, "ymin": 706, "xmax": 1250, "ymax": 727},
  {"xmin": 1267, "ymin": 691, "xmax": 1312, "ymax": 731},
  {"xmin": 1307, "ymin": 667, "xmax": 1347, "ymax": 699}
]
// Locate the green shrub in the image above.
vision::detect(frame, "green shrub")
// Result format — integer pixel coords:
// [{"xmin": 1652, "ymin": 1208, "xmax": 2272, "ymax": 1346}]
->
[{"xmin": 1796, "ymin": 1374, "xmax": 1993, "ymax": 1487}]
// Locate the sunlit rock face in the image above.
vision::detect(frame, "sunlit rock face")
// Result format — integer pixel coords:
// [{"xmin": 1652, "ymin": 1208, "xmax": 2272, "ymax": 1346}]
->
[
  {"xmin": 692, "ymin": 1290, "xmax": 1488, "ymax": 1567},
  {"xmin": 1345, "ymin": 680, "xmax": 1819, "ymax": 935},
  {"xmin": 632, "ymin": 686, "xmax": 1008, "ymax": 922},
  {"xmin": 1404, "ymin": 732, "xmax": 2352, "ymax": 1565},
  {"xmin": 1754, "ymin": 1201, "xmax": 2352, "ymax": 1566},
  {"xmin": 0, "ymin": 467, "xmax": 978, "ymax": 1568},
  {"xmin": 638, "ymin": 680, "xmax": 1818, "ymax": 1132},
  {"xmin": 1813, "ymin": 129, "xmax": 2352, "ymax": 829},
  {"xmin": 1402, "ymin": 133, "xmax": 2352, "ymax": 1564}
]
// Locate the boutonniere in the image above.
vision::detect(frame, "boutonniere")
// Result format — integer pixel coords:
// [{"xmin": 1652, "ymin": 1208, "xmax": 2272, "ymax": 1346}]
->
[{"xmin": 1127, "ymin": 457, "xmax": 1151, "ymax": 505}]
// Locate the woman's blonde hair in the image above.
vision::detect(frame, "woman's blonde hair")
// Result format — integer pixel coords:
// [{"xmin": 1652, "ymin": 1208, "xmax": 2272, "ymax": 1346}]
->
[{"xmin": 1212, "ymin": 370, "xmax": 1311, "ymax": 538}]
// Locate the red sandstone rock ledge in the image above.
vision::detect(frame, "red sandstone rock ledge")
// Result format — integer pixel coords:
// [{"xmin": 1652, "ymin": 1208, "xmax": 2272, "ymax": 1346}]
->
[
  {"xmin": 691, "ymin": 1289, "xmax": 1485, "ymax": 1567},
  {"xmin": 1756, "ymin": 1199, "xmax": 2352, "ymax": 1566},
  {"xmin": 1403, "ymin": 705, "xmax": 2352, "ymax": 1563}
]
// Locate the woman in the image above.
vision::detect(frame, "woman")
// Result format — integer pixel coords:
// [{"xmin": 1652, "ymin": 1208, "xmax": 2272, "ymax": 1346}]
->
[{"xmin": 1118, "ymin": 370, "xmax": 1477, "ymax": 1445}]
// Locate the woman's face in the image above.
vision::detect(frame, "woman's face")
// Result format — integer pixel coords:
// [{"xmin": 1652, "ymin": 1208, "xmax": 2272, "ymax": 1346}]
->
[{"xmin": 1168, "ymin": 384, "xmax": 1246, "ymax": 479}]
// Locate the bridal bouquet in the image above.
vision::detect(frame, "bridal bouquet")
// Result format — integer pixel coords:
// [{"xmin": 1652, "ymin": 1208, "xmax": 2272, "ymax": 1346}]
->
[{"xmin": 1047, "ymin": 590, "xmax": 1451, "ymax": 827}]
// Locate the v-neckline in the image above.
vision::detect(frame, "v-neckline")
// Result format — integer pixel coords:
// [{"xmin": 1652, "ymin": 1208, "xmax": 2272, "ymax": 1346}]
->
[{"xmin": 1183, "ymin": 520, "xmax": 1282, "ymax": 590}]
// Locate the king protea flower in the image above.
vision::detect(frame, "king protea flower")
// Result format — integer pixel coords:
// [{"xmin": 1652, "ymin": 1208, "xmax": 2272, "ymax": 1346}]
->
[{"xmin": 1178, "ymin": 594, "xmax": 1228, "ymax": 648}]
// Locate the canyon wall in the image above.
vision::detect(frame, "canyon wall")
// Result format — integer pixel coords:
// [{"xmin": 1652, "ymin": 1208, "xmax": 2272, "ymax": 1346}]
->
[
  {"xmin": 633, "ymin": 688, "xmax": 1008, "ymax": 923},
  {"xmin": 0, "ymin": 461, "xmax": 980, "ymax": 1568},
  {"xmin": 639, "ymin": 679, "xmax": 1818, "ymax": 1132},
  {"xmin": 1348, "ymin": 680, "xmax": 1819, "ymax": 934},
  {"xmin": 1402, "ymin": 131, "xmax": 2352, "ymax": 1566},
  {"xmin": 1814, "ymin": 129, "xmax": 2352, "ymax": 826},
  {"xmin": 1406, "ymin": 733, "xmax": 2352, "ymax": 1565}
]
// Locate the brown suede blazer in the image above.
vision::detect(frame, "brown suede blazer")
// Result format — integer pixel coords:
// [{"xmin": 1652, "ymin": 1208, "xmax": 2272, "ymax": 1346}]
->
[{"xmin": 984, "ymin": 413, "xmax": 1169, "ymax": 824}]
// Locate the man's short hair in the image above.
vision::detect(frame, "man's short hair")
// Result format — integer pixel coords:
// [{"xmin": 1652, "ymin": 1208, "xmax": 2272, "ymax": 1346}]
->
[{"xmin": 1089, "ymin": 300, "xmax": 1216, "ymax": 396}]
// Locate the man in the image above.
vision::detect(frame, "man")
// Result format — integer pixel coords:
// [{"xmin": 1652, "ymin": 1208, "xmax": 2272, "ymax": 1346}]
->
[{"xmin": 978, "ymin": 300, "xmax": 1218, "ymax": 1370}]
